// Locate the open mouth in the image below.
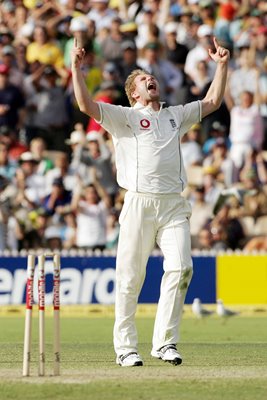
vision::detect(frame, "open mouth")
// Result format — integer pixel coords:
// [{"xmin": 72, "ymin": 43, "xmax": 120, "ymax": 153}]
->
[{"xmin": 147, "ymin": 82, "xmax": 156, "ymax": 91}]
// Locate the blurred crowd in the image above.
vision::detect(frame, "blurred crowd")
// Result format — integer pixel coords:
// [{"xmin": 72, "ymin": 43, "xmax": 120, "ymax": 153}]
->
[{"xmin": 0, "ymin": 0, "xmax": 266, "ymax": 253}]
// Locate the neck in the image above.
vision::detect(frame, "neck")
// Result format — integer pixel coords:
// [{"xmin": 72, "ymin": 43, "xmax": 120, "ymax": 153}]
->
[{"xmin": 137, "ymin": 100, "xmax": 160, "ymax": 111}]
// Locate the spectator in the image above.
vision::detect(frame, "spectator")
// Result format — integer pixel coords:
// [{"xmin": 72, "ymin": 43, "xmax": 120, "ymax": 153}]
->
[
  {"xmin": 24, "ymin": 64, "xmax": 70, "ymax": 150},
  {"xmin": 228, "ymin": 46, "xmax": 259, "ymax": 105},
  {"xmin": 0, "ymin": 174, "xmax": 16, "ymax": 250},
  {"xmin": 0, "ymin": 125, "xmax": 27, "ymax": 161},
  {"xmin": 71, "ymin": 175, "xmax": 111, "ymax": 251},
  {"xmin": 42, "ymin": 177, "xmax": 72, "ymax": 216},
  {"xmin": 184, "ymin": 24, "xmax": 216, "ymax": 83},
  {"xmin": 214, "ymin": 2, "xmax": 236, "ymax": 49},
  {"xmin": 202, "ymin": 165, "xmax": 223, "ymax": 207},
  {"xmin": 15, "ymin": 151, "xmax": 46, "ymax": 206},
  {"xmin": 226, "ymin": 90, "xmax": 264, "ymax": 172},
  {"xmin": 64, "ymin": 17, "xmax": 91, "ymax": 68},
  {"xmin": 163, "ymin": 21, "xmax": 189, "ymax": 73},
  {"xmin": 80, "ymin": 131, "xmax": 118, "ymax": 205},
  {"xmin": 138, "ymin": 41, "xmax": 183, "ymax": 105},
  {"xmin": 87, "ymin": 0, "xmax": 117, "ymax": 34},
  {"xmin": 198, "ymin": 0, "xmax": 216, "ymax": 26},
  {"xmin": 65, "ymin": 128, "xmax": 91, "ymax": 186},
  {"xmin": 99, "ymin": 17, "xmax": 124, "ymax": 63},
  {"xmin": 180, "ymin": 124, "xmax": 203, "ymax": 171},
  {"xmin": 60, "ymin": 210, "xmax": 77, "ymax": 250},
  {"xmin": 188, "ymin": 60, "xmax": 211, "ymax": 101},
  {"xmin": 119, "ymin": 40, "xmax": 142, "ymax": 85},
  {"xmin": 203, "ymin": 138, "xmax": 235, "ymax": 187},
  {"xmin": 18, "ymin": 207, "xmax": 50, "ymax": 250},
  {"xmin": 45, "ymin": 151, "xmax": 79, "ymax": 195},
  {"xmin": 26, "ymin": 24, "xmax": 64, "ymax": 70},
  {"xmin": 189, "ymin": 186, "xmax": 213, "ymax": 249},
  {"xmin": 197, "ymin": 227, "xmax": 213, "ymax": 250},
  {"xmin": 29, "ymin": 137, "xmax": 54, "ymax": 176},
  {"xmin": 212, "ymin": 203, "xmax": 246, "ymax": 250},
  {"xmin": 239, "ymin": 148, "xmax": 267, "ymax": 186},
  {"xmin": 0, "ymin": 63, "xmax": 25, "ymax": 132},
  {"xmin": 0, "ymin": 141, "xmax": 17, "ymax": 180},
  {"xmin": 0, "ymin": 44, "xmax": 24, "ymax": 87},
  {"xmin": 202, "ymin": 121, "xmax": 228, "ymax": 155},
  {"xmin": 106, "ymin": 207, "xmax": 120, "ymax": 250},
  {"xmin": 256, "ymin": 56, "xmax": 267, "ymax": 149}
]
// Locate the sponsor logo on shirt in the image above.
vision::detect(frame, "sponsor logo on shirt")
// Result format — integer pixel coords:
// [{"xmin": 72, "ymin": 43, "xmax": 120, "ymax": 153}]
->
[
  {"xmin": 140, "ymin": 119, "xmax": 151, "ymax": 129},
  {"xmin": 169, "ymin": 119, "xmax": 177, "ymax": 129}
]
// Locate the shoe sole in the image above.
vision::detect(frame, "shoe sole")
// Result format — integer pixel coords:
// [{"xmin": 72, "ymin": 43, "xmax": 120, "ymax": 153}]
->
[
  {"xmin": 117, "ymin": 361, "xmax": 143, "ymax": 367},
  {"xmin": 164, "ymin": 357, "xmax": 182, "ymax": 366},
  {"xmin": 151, "ymin": 351, "xmax": 182, "ymax": 366}
]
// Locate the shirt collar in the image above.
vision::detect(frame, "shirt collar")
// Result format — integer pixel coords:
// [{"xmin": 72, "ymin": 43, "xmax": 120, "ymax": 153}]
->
[{"xmin": 133, "ymin": 101, "xmax": 166, "ymax": 111}]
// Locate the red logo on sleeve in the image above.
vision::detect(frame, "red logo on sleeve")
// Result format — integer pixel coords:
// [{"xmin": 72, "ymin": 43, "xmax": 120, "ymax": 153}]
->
[{"xmin": 140, "ymin": 119, "xmax": 150, "ymax": 129}]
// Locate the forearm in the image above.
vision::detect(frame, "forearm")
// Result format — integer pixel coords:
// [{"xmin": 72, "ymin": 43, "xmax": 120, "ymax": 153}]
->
[
  {"xmin": 202, "ymin": 62, "xmax": 228, "ymax": 118},
  {"xmin": 72, "ymin": 66, "xmax": 100, "ymax": 119}
]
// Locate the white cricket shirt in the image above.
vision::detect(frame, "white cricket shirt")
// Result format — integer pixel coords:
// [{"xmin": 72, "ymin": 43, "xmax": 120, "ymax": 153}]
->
[{"xmin": 97, "ymin": 101, "xmax": 201, "ymax": 194}]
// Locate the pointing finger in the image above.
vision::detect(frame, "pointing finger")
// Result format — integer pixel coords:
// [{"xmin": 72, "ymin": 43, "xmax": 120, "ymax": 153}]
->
[
  {"xmin": 213, "ymin": 36, "xmax": 219, "ymax": 50},
  {"xmin": 74, "ymin": 37, "xmax": 77, "ymax": 48}
]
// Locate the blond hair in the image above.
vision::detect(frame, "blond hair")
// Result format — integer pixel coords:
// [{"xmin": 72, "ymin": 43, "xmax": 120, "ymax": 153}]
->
[{"xmin": 125, "ymin": 69, "xmax": 149, "ymax": 107}]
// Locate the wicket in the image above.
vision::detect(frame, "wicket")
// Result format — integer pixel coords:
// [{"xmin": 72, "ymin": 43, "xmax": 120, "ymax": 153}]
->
[{"xmin": 22, "ymin": 253, "xmax": 61, "ymax": 377}]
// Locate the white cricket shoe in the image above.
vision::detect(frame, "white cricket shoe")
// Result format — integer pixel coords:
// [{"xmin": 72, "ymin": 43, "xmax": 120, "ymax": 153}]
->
[
  {"xmin": 116, "ymin": 352, "xmax": 143, "ymax": 367},
  {"xmin": 151, "ymin": 345, "xmax": 182, "ymax": 365}
]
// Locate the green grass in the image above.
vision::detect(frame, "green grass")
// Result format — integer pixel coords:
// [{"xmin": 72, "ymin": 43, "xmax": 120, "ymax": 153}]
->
[{"xmin": 0, "ymin": 313, "xmax": 267, "ymax": 400}]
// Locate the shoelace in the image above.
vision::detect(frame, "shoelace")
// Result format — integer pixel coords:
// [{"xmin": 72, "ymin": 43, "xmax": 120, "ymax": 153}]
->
[{"xmin": 161, "ymin": 345, "xmax": 177, "ymax": 354}]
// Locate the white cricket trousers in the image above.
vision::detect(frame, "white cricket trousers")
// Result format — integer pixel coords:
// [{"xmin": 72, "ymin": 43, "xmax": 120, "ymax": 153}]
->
[{"xmin": 113, "ymin": 191, "xmax": 193, "ymax": 356}]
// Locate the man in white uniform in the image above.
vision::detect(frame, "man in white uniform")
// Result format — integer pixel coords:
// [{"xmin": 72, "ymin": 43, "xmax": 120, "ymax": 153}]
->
[{"xmin": 71, "ymin": 37, "xmax": 229, "ymax": 367}]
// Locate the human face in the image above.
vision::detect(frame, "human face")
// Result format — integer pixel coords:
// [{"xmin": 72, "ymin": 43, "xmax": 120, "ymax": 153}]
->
[{"xmin": 131, "ymin": 74, "xmax": 160, "ymax": 106}]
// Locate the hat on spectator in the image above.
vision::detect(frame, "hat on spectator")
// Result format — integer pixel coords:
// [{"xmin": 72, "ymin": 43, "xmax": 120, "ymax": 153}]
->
[
  {"xmin": 164, "ymin": 22, "xmax": 178, "ymax": 34},
  {"xmin": 103, "ymin": 62, "xmax": 118, "ymax": 73},
  {"xmin": 87, "ymin": 131, "xmax": 100, "ymax": 142},
  {"xmin": 121, "ymin": 40, "xmax": 136, "ymax": 51},
  {"xmin": 19, "ymin": 22, "xmax": 35, "ymax": 38},
  {"xmin": 197, "ymin": 24, "xmax": 213, "ymax": 38},
  {"xmin": 19, "ymin": 151, "xmax": 39, "ymax": 163},
  {"xmin": 203, "ymin": 165, "xmax": 218, "ymax": 175},
  {"xmin": 144, "ymin": 42, "xmax": 160, "ymax": 50},
  {"xmin": 199, "ymin": 0, "xmax": 213, "ymax": 8},
  {"xmin": 2, "ymin": 45, "xmax": 14, "ymax": 55},
  {"xmin": 119, "ymin": 21, "xmax": 138, "ymax": 33},
  {"xmin": 220, "ymin": 3, "xmax": 236, "ymax": 21},
  {"xmin": 70, "ymin": 17, "xmax": 88, "ymax": 32},
  {"xmin": 2, "ymin": 1, "xmax": 15, "ymax": 13},
  {"xmin": 0, "ymin": 26, "xmax": 14, "ymax": 39},
  {"xmin": 65, "ymin": 130, "xmax": 85, "ymax": 145},
  {"xmin": 235, "ymin": 32, "xmax": 250, "ymax": 49},
  {"xmin": 211, "ymin": 121, "xmax": 226, "ymax": 132},
  {"xmin": 0, "ymin": 64, "xmax": 9, "ymax": 75}
]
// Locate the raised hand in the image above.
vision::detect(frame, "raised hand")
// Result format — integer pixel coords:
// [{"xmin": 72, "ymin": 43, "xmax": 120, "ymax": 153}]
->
[
  {"xmin": 208, "ymin": 37, "xmax": 230, "ymax": 64},
  {"xmin": 71, "ymin": 38, "xmax": 85, "ymax": 69}
]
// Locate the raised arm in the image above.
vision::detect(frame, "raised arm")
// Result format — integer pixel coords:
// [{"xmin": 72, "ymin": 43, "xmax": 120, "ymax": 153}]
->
[
  {"xmin": 71, "ymin": 38, "xmax": 100, "ymax": 120},
  {"xmin": 201, "ymin": 37, "xmax": 230, "ymax": 118}
]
